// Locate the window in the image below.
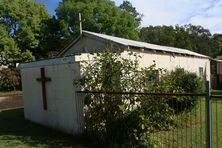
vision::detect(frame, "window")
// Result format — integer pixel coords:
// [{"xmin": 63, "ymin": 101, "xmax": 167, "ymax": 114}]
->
[{"xmin": 199, "ymin": 67, "xmax": 204, "ymax": 77}]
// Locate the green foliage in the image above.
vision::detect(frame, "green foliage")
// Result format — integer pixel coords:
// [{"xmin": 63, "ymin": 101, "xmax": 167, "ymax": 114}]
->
[
  {"xmin": 162, "ymin": 68, "xmax": 204, "ymax": 112},
  {"xmin": 164, "ymin": 68, "xmax": 204, "ymax": 93},
  {"xmin": 140, "ymin": 24, "xmax": 222, "ymax": 57},
  {"xmin": 0, "ymin": 68, "xmax": 21, "ymax": 91},
  {"xmin": 119, "ymin": 1, "xmax": 143, "ymax": 27},
  {"xmin": 0, "ymin": 0, "xmax": 50, "ymax": 66},
  {"xmin": 79, "ymin": 50, "xmax": 151, "ymax": 147},
  {"xmin": 79, "ymin": 50, "xmax": 205, "ymax": 147},
  {"xmin": 39, "ymin": 16, "xmax": 69, "ymax": 57},
  {"xmin": 56, "ymin": 0, "xmax": 140, "ymax": 43},
  {"xmin": 79, "ymin": 50, "xmax": 174, "ymax": 147}
]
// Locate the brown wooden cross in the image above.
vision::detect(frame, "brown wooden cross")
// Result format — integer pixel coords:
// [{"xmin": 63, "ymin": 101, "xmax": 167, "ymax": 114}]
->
[{"xmin": 36, "ymin": 67, "xmax": 51, "ymax": 110}]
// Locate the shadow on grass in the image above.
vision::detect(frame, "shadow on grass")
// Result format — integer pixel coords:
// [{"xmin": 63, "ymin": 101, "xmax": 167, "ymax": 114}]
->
[{"xmin": 0, "ymin": 109, "xmax": 89, "ymax": 148}]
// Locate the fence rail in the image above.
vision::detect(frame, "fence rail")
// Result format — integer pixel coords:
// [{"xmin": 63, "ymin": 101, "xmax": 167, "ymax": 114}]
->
[
  {"xmin": 77, "ymin": 91, "xmax": 206, "ymax": 96},
  {"xmin": 210, "ymin": 95, "xmax": 222, "ymax": 98}
]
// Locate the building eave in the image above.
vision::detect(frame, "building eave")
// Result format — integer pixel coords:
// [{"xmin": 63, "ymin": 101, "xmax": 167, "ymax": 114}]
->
[{"xmin": 57, "ymin": 36, "xmax": 81, "ymax": 57}]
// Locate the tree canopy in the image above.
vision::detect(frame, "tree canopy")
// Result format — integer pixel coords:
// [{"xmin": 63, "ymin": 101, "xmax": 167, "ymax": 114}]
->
[
  {"xmin": 55, "ymin": 0, "xmax": 140, "ymax": 42},
  {"xmin": 119, "ymin": 1, "xmax": 143, "ymax": 27},
  {"xmin": 140, "ymin": 24, "xmax": 222, "ymax": 57},
  {"xmin": 1, "ymin": 0, "xmax": 222, "ymax": 66},
  {"xmin": 0, "ymin": 0, "xmax": 50, "ymax": 67}
]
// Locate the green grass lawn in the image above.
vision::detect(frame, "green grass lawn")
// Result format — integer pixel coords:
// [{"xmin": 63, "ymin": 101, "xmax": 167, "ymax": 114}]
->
[
  {"xmin": 0, "ymin": 109, "xmax": 88, "ymax": 148},
  {"xmin": 1, "ymin": 94, "xmax": 222, "ymax": 147}
]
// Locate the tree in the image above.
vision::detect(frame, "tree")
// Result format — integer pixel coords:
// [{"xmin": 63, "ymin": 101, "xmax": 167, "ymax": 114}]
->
[
  {"xmin": 174, "ymin": 25, "xmax": 192, "ymax": 50},
  {"xmin": 140, "ymin": 24, "xmax": 222, "ymax": 57},
  {"xmin": 184, "ymin": 24, "xmax": 212, "ymax": 55},
  {"xmin": 119, "ymin": 1, "xmax": 143, "ymax": 27},
  {"xmin": 55, "ymin": 0, "xmax": 140, "ymax": 43},
  {"xmin": 212, "ymin": 34, "xmax": 222, "ymax": 56},
  {"xmin": 39, "ymin": 16, "xmax": 69, "ymax": 58},
  {"xmin": 0, "ymin": 0, "xmax": 50, "ymax": 67},
  {"xmin": 140, "ymin": 25, "xmax": 176, "ymax": 47}
]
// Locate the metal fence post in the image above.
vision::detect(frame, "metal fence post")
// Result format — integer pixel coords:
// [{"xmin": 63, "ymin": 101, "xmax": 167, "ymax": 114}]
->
[{"xmin": 206, "ymin": 81, "xmax": 212, "ymax": 148}]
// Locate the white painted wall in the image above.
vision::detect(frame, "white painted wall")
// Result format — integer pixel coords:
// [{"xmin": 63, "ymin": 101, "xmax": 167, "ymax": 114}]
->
[
  {"xmin": 75, "ymin": 50, "xmax": 210, "ymax": 81},
  {"xmin": 217, "ymin": 61, "xmax": 222, "ymax": 75},
  {"xmin": 20, "ymin": 56, "xmax": 84, "ymax": 135},
  {"xmin": 62, "ymin": 33, "xmax": 210, "ymax": 81},
  {"xmin": 132, "ymin": 50, "xmax": 210, "ymax": 81}
]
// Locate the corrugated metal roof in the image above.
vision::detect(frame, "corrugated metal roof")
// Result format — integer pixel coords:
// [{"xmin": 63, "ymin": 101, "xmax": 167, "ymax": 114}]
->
[{"xmin": 83, "ymin": 30, "xmax": 209, "ymax": 59}]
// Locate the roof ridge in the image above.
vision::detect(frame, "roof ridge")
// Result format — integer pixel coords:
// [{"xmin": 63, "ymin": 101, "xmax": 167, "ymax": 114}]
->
[{"xmin": 82, "ymin": 30, "xmax": 209, "ymax": 58}]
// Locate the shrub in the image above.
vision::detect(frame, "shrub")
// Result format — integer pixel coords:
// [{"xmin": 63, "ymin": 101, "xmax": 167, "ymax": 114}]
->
[
  {"xmin": 78, "ymin": 50, "xmax": 174, "ymax": 147},
  {"xmin": 164, "ymin": 68, "xmax": 204, "ymax": 93},
  {"xmin": 162, "ymin": 68, "xmax": 204, "ymax": 112},
  {"xmin": 78, "ymin": 50, "xmax": 204, "ymax": 146},
  {"xmin": 0, "ymin": 68, "xmax": 21, "ymax": 91},
  {"xmin": 79, "ymin": 50, "xmax": 150, "ymax": 147}
]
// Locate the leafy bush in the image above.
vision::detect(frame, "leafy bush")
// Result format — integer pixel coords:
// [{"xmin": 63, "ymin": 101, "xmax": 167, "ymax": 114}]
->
[
  {"xmin": 0, "ymin": 68, "xmax": 21, "ymax": 91},
  {"xmin": 164, "ymin": 68, "xmax": 204, "ymax": 93},
  {"xmin": 78, "ymin": 50, "xmax": 204, "ymax": 147},
  {"xmin": 79, "ymin": 50, "xmax": 174, "ymax": 147},
  {"xmin": 162, "ymin": 68, "xmax": 204, "ymax": 112}
]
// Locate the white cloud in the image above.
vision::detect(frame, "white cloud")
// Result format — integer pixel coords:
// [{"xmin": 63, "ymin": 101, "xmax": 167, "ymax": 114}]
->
[
  {"xmin": 189, "ymin": 0, "xmax": 222, "ymax": 33},
  {"xmin": 114, "ymin": 0, "xmax": 222, "ymax": 34},
  {"xmin": 190, "ymin": 15, "xmax": 222, "ymax": 33}
]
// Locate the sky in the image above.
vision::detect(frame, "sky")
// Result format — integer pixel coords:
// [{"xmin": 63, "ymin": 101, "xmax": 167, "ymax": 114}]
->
[{"xmin": 37, "ymin": 0, "xmax": 222, "ymax": 34}]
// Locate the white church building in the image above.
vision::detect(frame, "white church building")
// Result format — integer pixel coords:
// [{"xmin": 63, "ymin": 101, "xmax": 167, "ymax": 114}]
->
[
  {"xmin": 58, "ymin": 30, "xmax": 210, "ymax": 80},
  {"xmin": 20, "ymin": 30, "xmax": 210, "ymax": 135}
]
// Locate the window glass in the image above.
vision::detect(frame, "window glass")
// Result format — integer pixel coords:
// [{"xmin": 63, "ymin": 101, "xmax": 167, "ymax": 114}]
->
[{"xmin": 199, "ymin": 67, "xmax": 204, "ymax": 77}]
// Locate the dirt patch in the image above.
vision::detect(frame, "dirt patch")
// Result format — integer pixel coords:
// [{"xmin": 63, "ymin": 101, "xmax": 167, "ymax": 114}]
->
[
  {"xmin": 0, "ymin": 91, "xmax": 22, "ymax": 97},
  {"xmin": 0, "ymin": 95, "xmax": 23, "ymax": 110}
]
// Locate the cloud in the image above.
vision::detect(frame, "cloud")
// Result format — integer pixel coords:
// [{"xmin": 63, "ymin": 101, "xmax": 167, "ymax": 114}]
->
[
  {"xmin": 189, "ymin": 15, "xmax": 222, "ymax": 33},
  {"xmin": 189, "ymin": 0, "xmax": 222, "ymax": 33},
  {"xmin": 114, "ymin": 0, "xmax": 222, "ymax": 33},
  {"xmin": 38, "ymin": 0, "xmax": 222, "ymax": 33}
]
